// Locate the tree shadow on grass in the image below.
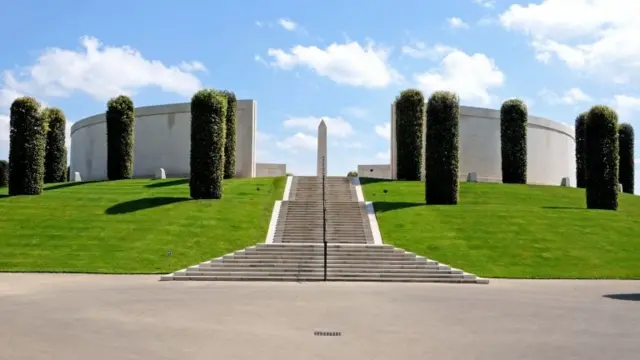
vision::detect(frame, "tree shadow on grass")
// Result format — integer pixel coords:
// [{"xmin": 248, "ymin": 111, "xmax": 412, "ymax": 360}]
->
[
  {"xmin": 145, "ymin": 178, "xmax": 189, "ymax": 188},
  {"xmin": 541, "ymin": 206, "xmax": 586, "ymax": 210},
  {"xmin": 105, "ymin": 197, "xmax": 191, "ymax": 215},
  {"xmin": 603, "ymin": 293, "xmax": 640, "ymax": 302},
  {"xmin": 0, "ymin": 194, "xmax": 9, "ymax": 200},
  {"xmin": 45, "ymin": 181, "xmax": 104, "ymax": 191},
  {"xmin": 372, "ymin": 201, "xmax": 424, "ymax": 213},
  {"xmin": 359, "ymin": 177, "xmax": 396, "ymax": 185}
]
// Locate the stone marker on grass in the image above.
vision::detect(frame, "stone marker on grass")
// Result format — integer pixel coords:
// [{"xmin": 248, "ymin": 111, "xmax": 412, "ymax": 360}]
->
[
  {"xmin": 72, "ymin": 172, "xmax": 82, "ymax": 182},
  {"xmin": 561, "ymin": 177, "xmax": 571, "ymax": 187},
  {"xmin": 467, "ymin": 172, "xmax": 478, "ymax": 183},
  {"xmin": 155, "ymin": 168, "xmax": 166, "ymax": 180}
]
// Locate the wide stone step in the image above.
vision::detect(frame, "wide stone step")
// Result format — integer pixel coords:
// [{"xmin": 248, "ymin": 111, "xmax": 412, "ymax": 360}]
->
[
  {"xmin": 222, "ymin": 254, "xmax": 422, "ymax": 261},
  {"xmin": 278, "ymin": 239, "xmax": 368, "ymax": 243},
  {"xmin": 165, "ymin": 274, "xmax": 481, "ymax": 283},
  {"xmin": 253, "ymin": 244, "xmax": 394, "ymax": 249},
  {"xmin": 204, "ymin": 258, "xmax": 440, "ymax": 266},
  {"xmin": 189, "ymin": 266, "xmax": 460, "ymax": 274},
  {"xmin": 241, "ymin": 250, "xmax": 407, "ymax": 256},
  {"xmin": 193, "ymin": 263, "xmax": 449, "ymax": 270}
]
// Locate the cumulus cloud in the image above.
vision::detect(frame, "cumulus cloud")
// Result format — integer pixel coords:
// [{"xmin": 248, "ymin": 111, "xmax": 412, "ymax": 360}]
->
[
  {"xmin": 375, "ymin": 123, "xmax": 390, "ymax": 140},
  {"xmin": 266, "ymin": 41, "xmax": 400, "ymax": 88},
  {"xmin": 401, "ymin": 42, "xmax": 456, "ymax": 60},
  {"xmin": 276, "ymin": 132, "xmax": 317, "ymax": 151},
  {"xmin": 499, "ymin": 0, "xmax": 640, "ymax": 83},
  {"xmin": 611, "ymin": 94, "xmax": 640, "ymax": 118},
  {"xmin": 283, "ymin": 116, "xmax": 354, "ymax": 137},
  {"xmin": 413, "ymin": 48, "xmax": 504, "ymax": 105},
  {"xmin": 539, "ymin": 87, "xmax": 592, "ymax": 105},
  {"xmin": 448, "ymin": 17, "xmax": 469, "ymax": 29},
  {"xmin": 277, "ymin": 18, "xmax": 297, "ymax": 31},
  {"xmin": 474, "ymin": 0, "xmax": 495, "ymax": 8},
  {"xmin": 376, "ymin": 150, "xmax": 390, "ymax": 160},
  {"xmin": 1, "ymin": 36, "xmax": 205, "ymax": 102}
]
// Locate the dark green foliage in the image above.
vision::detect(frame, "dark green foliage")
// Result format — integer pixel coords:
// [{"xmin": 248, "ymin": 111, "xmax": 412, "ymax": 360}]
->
[
  {"xmin": 425, "ymin": 91, "xmax": 460, "ymax": 205},
  {"xmin": 8, "ymin": 97, "xmax": 46, "ymax": 195},
  {"xmin": 190, "ymin": 89, "xmax": 227, "ymax": 199},
  {"xmin": 42, "ymin": 108, "xmax": 68, "ymax": 183},
  {"xmin": 106, "ymin": 95, "xmax": 135, "ymax": 180},
  {"xmin": 500, "ymin": 99, "xmax": 528, "ymax": 184},
  {"xmin": 618, "ymin": 123, "xmax": 634, "ymax": 194},
  {"xmin": 220, "ymin": 90, "xmax": 237, "ymax": 179},
  {"xmin": 0, "ymin": 160, "xmax": 7, "ymax": 187},
  {"xmin": 585, "ymin": 105, "xmax": 619, "ymax": 210},
  {"xmin": 395, "ymin": 89, "xmax": 425, "ymax": 181},
  {"xmin": 347, "ymin": 171, "xmax": 358, "ymax": 177},
  {"xmin": 67, "ymin": 166, "xmax": 70, "ymax": 182},
  {"xmin": 574, "ymin": 112, "xmax": 587, "ymax": 188}
]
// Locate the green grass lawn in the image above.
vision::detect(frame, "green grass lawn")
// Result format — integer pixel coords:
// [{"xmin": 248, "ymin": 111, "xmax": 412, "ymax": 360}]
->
[
  {"xmin": 0, "ymin": 177, "xmax": 284, "ymax": 274},
  {"xmin": 362, "ymin": 179, "xmax": 640, "ymax": 279}
]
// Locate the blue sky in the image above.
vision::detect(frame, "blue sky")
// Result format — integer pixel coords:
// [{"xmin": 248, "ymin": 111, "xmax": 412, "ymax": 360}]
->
[{"xmin": 0, "ymin": 0, "xmax": 638, "ymax": 189}]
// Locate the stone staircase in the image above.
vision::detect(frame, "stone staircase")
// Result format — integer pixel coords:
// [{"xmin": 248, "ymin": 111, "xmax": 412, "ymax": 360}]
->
[{"xmin": 161, "ymin": 176, "xmax": 487, "ymax": 284}]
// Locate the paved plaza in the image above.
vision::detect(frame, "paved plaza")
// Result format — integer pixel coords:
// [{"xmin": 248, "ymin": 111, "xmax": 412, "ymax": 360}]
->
[{"xmin": 1, "ymin": 274, "xmax": 638, "ymax": 360}]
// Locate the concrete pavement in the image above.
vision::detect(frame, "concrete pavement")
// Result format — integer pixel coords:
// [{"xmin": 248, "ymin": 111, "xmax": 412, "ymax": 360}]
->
[{"xmin": 0, "ymin": 274, "xmax": 638, "ymax": 360}]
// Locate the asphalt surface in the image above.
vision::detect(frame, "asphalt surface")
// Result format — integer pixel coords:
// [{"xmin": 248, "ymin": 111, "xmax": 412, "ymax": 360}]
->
[{"xmin": 0, "ymin": 274, "xmax": 638, "ymax": 360}]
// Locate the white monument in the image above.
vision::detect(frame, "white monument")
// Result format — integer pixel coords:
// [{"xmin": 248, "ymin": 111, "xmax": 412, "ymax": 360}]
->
[{"xmin": 317, "ymin": 120, "xmax": 327, "ymax": 176}]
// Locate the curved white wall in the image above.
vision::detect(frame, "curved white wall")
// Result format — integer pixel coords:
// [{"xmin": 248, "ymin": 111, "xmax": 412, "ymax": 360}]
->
[
  {"xmin": 70, "ymin": 101, "xmax": 257, "ymax": 181},
  {"xmin": 390, "ymin": 105, "xmax": 576, "ymax": 186}
]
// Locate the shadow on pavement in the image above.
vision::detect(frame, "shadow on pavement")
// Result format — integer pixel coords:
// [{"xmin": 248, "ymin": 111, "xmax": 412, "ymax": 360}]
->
[
  {"xmin": 105, "ymin": 197, "xmax": 191, "ymax": 215},
  {"xmin": 603, "ymin": 293, "xmax": 640, "ymax": 302}
]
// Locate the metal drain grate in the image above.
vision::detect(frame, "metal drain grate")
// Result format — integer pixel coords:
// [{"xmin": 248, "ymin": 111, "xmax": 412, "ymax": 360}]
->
[{"xmin": 314, "ymin": 330, "xmax": 342, "ymax": 337}]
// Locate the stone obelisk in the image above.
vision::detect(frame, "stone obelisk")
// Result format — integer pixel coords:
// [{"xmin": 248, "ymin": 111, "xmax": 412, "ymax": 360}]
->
[{"xmin": 317, "ymin": 119, "xmax": 327, "ymax": 176}]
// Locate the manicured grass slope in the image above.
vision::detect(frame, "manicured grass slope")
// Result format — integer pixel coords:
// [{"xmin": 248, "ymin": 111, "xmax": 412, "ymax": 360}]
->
[
  {"xmin": 0, "ymin": 177, "xmax": 284, "ymax": 273},
  {"xmin": 362, "ymin": 179, "xmax": 640, "ymax": 279}
]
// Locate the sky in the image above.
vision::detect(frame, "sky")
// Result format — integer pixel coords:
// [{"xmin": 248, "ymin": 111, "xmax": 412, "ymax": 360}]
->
[{"xmin": 0, "ymin": 0, "xmax": 639, "ymax": 190}]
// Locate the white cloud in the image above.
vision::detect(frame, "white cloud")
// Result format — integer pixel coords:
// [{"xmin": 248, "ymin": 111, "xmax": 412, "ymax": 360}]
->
[
  {"xmin": 1, "ymin": 36, "xmax": 205, "ymax": 102},
  {"xmin": 375, "ymin": 122, "xmax": 390, "ymax": 140},
  {"xmin": 539, "ymin": 87, "xmax": 592, "ymax": 105},
  {"xmin": 0, "ymin": 114, "xmax": 8, "ymax": 142},
  {"xmin": 499, "ymin": 0, "xmax": 640, "ymax": 83},
  {"xmin": 342, "ymin": 106, "xmax": 368, "ymax": 119},
  {"xmin": 401, "ymin": 42, "xmax": 456, "ymax": 60},
  {"xmin": 448, "ymin": 17, "xmax": 469, "ymax": 29},
  {"xmin": 266, "ymin": 41, "xmax": 400, "ymax": 88},
  {"xmin": 474, "ymin": 0, "xmax": 495, "ymax": 8},
  {"xmin": 277, "ymin": 18, "xmax": 297, "ymax": 31},
  {"xmin": 611, "ymin": 95, "xmax": 640, "ymax": 118},
  {"xmin": 635, "ymin": 158, "xmax": 639, "ymax": 164},
  {"xmin": 376, "ymin": 150, "xmax": 390, "ymax": 160},
  {"xmin": 276, "ymin": 132, "xmax": 317, "ymax": 151},
  {"xmin": 283, "ymin": 116, "xmax": 353, "ymax": 137},
  {"xmin": 0, "ymin": 88, "xmax": 23, "ymax": 108},
  {"xmin": 414, "ymin": 49, "xmax": 504, "ymax": 105}
]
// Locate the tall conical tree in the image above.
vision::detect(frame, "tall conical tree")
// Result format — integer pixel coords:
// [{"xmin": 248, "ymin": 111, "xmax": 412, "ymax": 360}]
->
[
  {"xmin": 585, "ymin": 105, "xmax": 619, "ymax": 210},
  {"xmin": 8, "ymin": 97, "xmax": 46, "ymax": 195},
  {"xmin": 42, "ymin": 107, "xmax": 68, "ymax": 183},
  {"xmin": 500, "ymin": 99, "xmax": 528, "ymax": 184},
  {"xmin": 618, "ymin": 123, "xmax": 634, "ymax": 194},
  {"xmin": 220, "ymin": 90, "xmax": 237, "ymax": 179},
  {"xmin": 190, "ymin": 89, "xmax": 227, "ymax": 199},
  {"xmin": 394, "ymin": 89, "xmax": 425, "ymax": 181},
  {"xmin": 574, "ymin": 112, "xmax": 587, "ymax": 188},
  {"xmin": 106, "ymin": 95, "xmax": 135, "ymax": 180}
]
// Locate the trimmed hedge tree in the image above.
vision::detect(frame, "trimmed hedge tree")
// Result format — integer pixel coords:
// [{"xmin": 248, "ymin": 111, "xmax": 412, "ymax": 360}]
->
[
  {"xmin": 425, "ymin": 91, "xmax": 460, "ymax": 205},
  {"xmin": 8, "ymin": 97, "xmax": 46, "ymax": 195},
  {"xmin": 618, "ymin": 123, "xmax": 634, "ymax": 194},
  {"xmin": 395, "ymin": 89, "xmax": 425, "ymax": 181},
  {"xmin": 42, "ymin": 108, "xmax": 68, "ymax": 183},
  {"xmin": 500, "ymin": 99, "xmax": 528, "ymax": 184},
  {"xmin": 585, "ymin": 105, "xmax": 619, "ymax": 210},
  {"xmin": 220, "ymin": 90, "xmax": 237, "ymax": 179},
  {"xmin": 106, "ymin": 95, "xmax": 135, "ymax": 180},
  {"xmin": 574, "ymin": 112, "xmax": 587, "ymax": 188},
  {"xmin": 0, "ymin": 160, "xmax": 7, "ymax": 188},
  {"xmin": 190, "ymin": 89, "xmax": 227, "ymax": 199}
]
